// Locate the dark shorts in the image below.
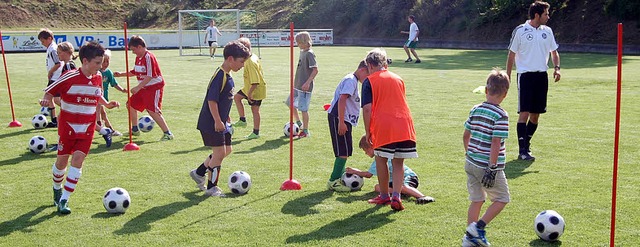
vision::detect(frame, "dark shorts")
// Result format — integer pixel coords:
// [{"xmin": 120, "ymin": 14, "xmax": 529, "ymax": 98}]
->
[
  {"xmin": 374, "ymin": 140, "xmax": 418, "ymax": 159},
  {"xmin": 48, "ymin": 80, "xmax": 55, "ymax": 86},
  {"xmin": 404, "ymin": 40, "xmax": 418, "ymax": 49},
  {"xmin": 200, "ymin": 130, "xmax": 231, "ymax": 147},
  {"xmin": 517, "ymin": 72, "xmax": 548, "ymax": 114},
  {"xmin": 208, "ymin": 41, "xmax": 217, "ymax": 47},
  {"xmin": 237, "ymin": 90, "xmax": 262, "ymax": 106},
  {"xmin": 328, "ymin": 114, "xmax": 353, "ymax": 157},
  {"xmin": 389, "ymin": 175, "xmax": 419, "ymax": 189}
]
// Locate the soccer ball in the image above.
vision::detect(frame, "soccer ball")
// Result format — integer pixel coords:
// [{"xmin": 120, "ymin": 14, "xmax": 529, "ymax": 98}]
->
[
  {"xmin": 341, "ymin": 173, "xmax": 364, "ymax": 191},
  {"xmin": 31, "ymin": 114, "xmax": 48, "ymax": 129},
  {"xmin": 28, "ymin": 135, "xmax": 47, "ymax": 154},
  {"xmin": 225, "ymin": 122, "xmax": 234, "ymax": 135},
  {"xmin": 283, "ymin": 122, "xmax": 300, "ymax": 137},
  {"xmin": 103, "ymin": 187, "xmax": 131, "ymax": 214},
  {"xmin": 40, "ymin": 106, "xmax": 50, "ymax": 116},
  {"xmin": 137, "ymin": 116, "xmax": 155, "ymax": 132},
  {"xmin": 534, "ymin": 210, "xmax": 565, "ymax": 242},
  {"xmin": 228, "ymin": 171, "xmax": 252, "ymax": 195}
]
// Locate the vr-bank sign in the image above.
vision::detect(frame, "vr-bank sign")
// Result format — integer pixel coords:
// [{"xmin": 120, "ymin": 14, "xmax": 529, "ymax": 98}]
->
[{"xmin": 1, "ymin": 30, "xmax": 333, "ymax": 52}]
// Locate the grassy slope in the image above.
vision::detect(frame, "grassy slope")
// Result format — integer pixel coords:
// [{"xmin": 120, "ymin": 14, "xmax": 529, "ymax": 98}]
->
[{"xmin": 0, "ymin": 47, "xmax": 638, "ymax": 245}]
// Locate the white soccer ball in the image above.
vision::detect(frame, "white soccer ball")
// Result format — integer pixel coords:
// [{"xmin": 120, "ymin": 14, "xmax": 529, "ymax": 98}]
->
[
  {"xmin": 40, "ymin": 106, "xmax": 50, "ymax": 116},
  {"xmin": 534, "ymin": 210, "xmax": 565, "ymax": 242},
  {"xmin": 103, "ymin": 187, "xmax": 131, "ymax": 214},
  {"xmin": 283, "ymin": 122, "xmax": 299, "ymax": 137},
  {"xmin": 137, "ymin": 116, "xmax": 155, "ymax": 132},
  {"xmin": 31, "ymin": 114, "xmax": 48, "ymax": 129},
  {"xmin": 28, "ymin": 135, "xmax": 48, "ymax": 154},
  {"xmin": 341, "ymin": 173, "xmax": 364, "ymax": 191},
  {"xmin": 228, "ymin": 171, "xmax": 252, "ymax": 195},
  {"xmin": 225, "ymin": 122, "xmax": 234, "ymax": 136}
]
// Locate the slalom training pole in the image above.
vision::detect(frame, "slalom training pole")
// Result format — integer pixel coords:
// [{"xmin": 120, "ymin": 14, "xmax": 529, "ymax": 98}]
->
[
  {"xmin": 122, "ymin": 22, "xmax": 140, "ymax": 151},
  {"xmin": 280, "ymin": 22, "xmax": 301, "ymax": 191},
  {"xmin": 0, "ymin": 30, "xmax": 22, "ymax": 127},
  {"xmin": 609, "ymin": 23, "xmax": 623, "ymax": 247}
]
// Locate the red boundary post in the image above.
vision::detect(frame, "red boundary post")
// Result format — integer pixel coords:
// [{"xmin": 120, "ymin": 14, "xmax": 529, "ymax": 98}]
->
[
  {"xmin": 610, "ymin": 23, "xmax": 623, "ymax": 247},
  {"xmin": 0, "ymin": 30, "xmax": 22, "ymax": 127},
  {"xmin": 280, "ymin": 22, "xmax": 301, "ymax": 190},
  {"xmin": 122, "ymin": 22, "xmax": 139, "ymax": 151}
]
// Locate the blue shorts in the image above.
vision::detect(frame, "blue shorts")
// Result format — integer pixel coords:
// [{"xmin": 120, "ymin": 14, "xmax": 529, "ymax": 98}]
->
[{"xmin": 284, "ymin": 89, "xmax": 312, "ymax": 112}]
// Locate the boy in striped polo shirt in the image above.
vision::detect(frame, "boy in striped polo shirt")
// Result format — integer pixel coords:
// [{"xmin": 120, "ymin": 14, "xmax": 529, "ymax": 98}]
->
[{"xmin": 461, "ymin": 68, "xmax": 511, "ymax": 247}]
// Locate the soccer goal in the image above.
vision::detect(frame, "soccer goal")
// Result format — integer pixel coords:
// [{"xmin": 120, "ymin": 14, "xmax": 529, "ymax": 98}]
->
[{"xmin": 178, "ymin": 9, "xmax": 259, "ymax": 56}]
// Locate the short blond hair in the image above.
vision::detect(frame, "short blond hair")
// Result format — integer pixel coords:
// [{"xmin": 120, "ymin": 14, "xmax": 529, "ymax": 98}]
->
[
  {"xmin": 486, "ymin": 68, "xmax": 510, "ymax": 96},
  {"xmin": 365, "ymin": 48, "xmax": 388, "ymax": 68},
  {"xmin": 57, "ymin": 41, "xmax": 78, "ymax": 60},
  {"xmin": 295, "ymin": 31, "xmax": 312, "ymax": 46},
  {"xmin": 358, "ymin": 135, "xmax": 371, "ymax": 149},
  {"xmin": 237, "ymin": 37, "xmax": 252, "ymax": 50}
]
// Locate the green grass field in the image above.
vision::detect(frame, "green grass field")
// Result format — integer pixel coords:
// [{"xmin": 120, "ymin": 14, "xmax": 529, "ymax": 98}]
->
[{"xmin": 0, "ymin": 46, "xmax": 638, "ymax": 246}]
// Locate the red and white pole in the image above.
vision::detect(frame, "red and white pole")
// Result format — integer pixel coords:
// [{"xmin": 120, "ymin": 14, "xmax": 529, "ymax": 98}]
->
[
  {"xmin": 0, "ymin": 30, "xmax": 22, "ymax": 127},
  {"xmin": 609, "ymin": 23, "xmax": 623, "ymax": 247},
  {"xmin": 122, "ymin": 22, "xmax": 140, "ymax": 151}
]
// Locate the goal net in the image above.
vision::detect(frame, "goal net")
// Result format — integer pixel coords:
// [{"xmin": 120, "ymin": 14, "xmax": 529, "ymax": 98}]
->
[{"xmin": 178, "ymin": 9, "xmax": 259, "ymax": 56}]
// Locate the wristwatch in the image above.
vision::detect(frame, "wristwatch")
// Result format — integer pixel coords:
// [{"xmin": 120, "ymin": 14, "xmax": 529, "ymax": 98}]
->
[{"xmin": 554, "ymin": 65, "xmax": 560, "ymax": 70}]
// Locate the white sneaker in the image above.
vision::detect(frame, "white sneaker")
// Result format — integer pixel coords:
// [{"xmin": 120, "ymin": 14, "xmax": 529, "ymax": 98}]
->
[
  {"xmin": 466, "ymin": 222, "xmax": 490, "ymax": 246},
  {"xmin": 189, "ymin": 169, "xmax": 206, "ymax": 191},
  {"xmin": 204, "ymin": 186, "xmax": 225, "ymax": 197},
  {"xmin": 462, "ymin": 235, "xmax": 479, "ymax": 247}
]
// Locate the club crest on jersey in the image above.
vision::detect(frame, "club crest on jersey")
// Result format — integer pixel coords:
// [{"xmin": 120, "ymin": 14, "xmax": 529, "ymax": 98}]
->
[
  {"xmin": 526, "ymin": 34, "xmax": 534, "ymax": 41},
  {"xmin": 95, "ymin": 89, "xmax": 101, "ymax": 96},
  {"xmin": 542, "ymin": 33, "xmax": 547, "ymax": 39}
]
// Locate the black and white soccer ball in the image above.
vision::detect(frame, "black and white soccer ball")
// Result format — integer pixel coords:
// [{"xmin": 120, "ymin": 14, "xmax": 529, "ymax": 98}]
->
[
  {"xmin": 137, "ymin": 116, "xmax": 155, "ymax": 132},
  {"xmin": 40, "ymin": 106, "xmax": 50, "ymax": 116},
  {"xmin": 341, "ymin": 173, "xmax": 364, "ymax": 191},
  {"xmin": 283, "ymin": 122, "xmax": 299, "ymax": 137},
  {"xmin": 28, "ymin": 135, "xmax": 47, "ymax": 154},
  {"xmin": 31, "ymin": 114, "xmax": 48, "ymax": 129},
  {"xmin": 103, "ymin": 187, "xmax": 131, "ymax": 214},
  {"xmin": 535, "ymin": 210, "xmax": 565, "ymax": 242},
  {"xmin": 228, "ymin": 171, "xmax": 252, "ymax": 195}
]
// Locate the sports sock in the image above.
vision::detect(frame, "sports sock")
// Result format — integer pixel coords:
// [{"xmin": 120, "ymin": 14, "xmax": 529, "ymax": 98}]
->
[
  {"xmin": 379, "ymin": 193, "xmax": 390, "ymax": 199},
  {"xmin": 196, "ymin": 154, "xmax": 212, "ymax": 176},
  {"xmin": 253, "ymin": 129, "xmax": 259, "ymax": 135},
  {"xmin": 302, "ymin": 129, "xmax": 309, "ymax": 134},
  {"xmin": 392, "ymin": 192, "xmax": 401, "ymax": 199},
  {"xmin": 476, "ymin": 220, "xmax": 487, "ymax": 229},
  {"xmin": 207, "ymin": 166, "xmax": 221, "ymax": 187},
  {"xmin": 330, "ymin": 157, "xmax": 347, "ymax": 181},
  {"xmin": 164, "ymin": 130, "xmax": 172, "ymax": 135},
  {"xmin": 296, "ymin": 120, "xmax": 303, "ymax": 128},
  {"xmin": 52, "ymin": 164, "xmax": 66, "ymax": 190},
  {"xmin": 239, "ymin": 117, "xmax": 246, "ymax": 122},
  {"xmin": 51, "ymin": 117, "xmax": 57, "ymax": 124},
  {"xmin": 61, "ymin": 167, "xmax": 81, "ymax": 201},
  {"xmin": 526, "ymin": 121, "xmax": 538, "ymax": 150},
  {"xmin": 48, "ymin": 107, "xmax": 55, "ymax": 119},
  {"xmin": 98, "ymin": 127, "xmax": 111, "ymax": 136},
  {"xmin": 517, "ymin": 122, "xmax": 527, "ymax": 153},
  {"xmin": 132, "ymin": 125, "xmax": 139, "ymax": 132}
]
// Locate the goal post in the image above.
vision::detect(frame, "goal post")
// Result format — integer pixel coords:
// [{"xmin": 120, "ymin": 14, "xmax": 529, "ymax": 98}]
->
[{"xmin": 178, "ymin": 9, "xmax": 259, "ymax": 56}]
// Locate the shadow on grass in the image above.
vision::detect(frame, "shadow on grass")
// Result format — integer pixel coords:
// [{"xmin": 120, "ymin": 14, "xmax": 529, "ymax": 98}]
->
[
  {"xmin": 114, "ymin": 191, "xmax": 205, "ymax": 235},
  {"xmin": 170, "ymin": 145, "xmax": 210, "ymax": 155},
  {"xmin": 88, "ymin": 140, "xmax": 150, "ymax": 155},
  {"xmin": 0, "ymin": 150, "xmax": 57, "ymax": 167},
  {"xmin": 504, "ymin": 159, "xmax": 537, "ymax": 180},
  {"xmin": 285, "ymin": 206, "xmax": 394, "ymax": 244},
  {"xmin": 234, "ymin": 137, "xmax": 292, "ymax": 154},
  {"xmin": 281, "ymin": 190, "xmax": 334, "ymax": 216},
  {"xmin": 182, "ymin": 191, "xmax": 281, "ymax": 228},
  {"xmin": 0, "ymin": 127, "xmax": 39, "ymax": 139},
  {"xmin": 335, "ymin": 191, "xmax": 378, "ymax": 204},
  {"xmin": 0, "ymin": 205, "xmax": 56, "ymax": 237},
  {"xmin": 529, "ymin": 238, "xmax": 562, "ymax": 246}
]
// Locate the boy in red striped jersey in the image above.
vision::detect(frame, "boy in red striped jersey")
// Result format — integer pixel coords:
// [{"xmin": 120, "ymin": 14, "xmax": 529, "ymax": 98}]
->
[
  {"xmin": 40, "ymin": 41, "xmax": 120, "ymax": 214},
  {"xmin": 114, "ymin": 35, "xmax": 174, "ymax": 141}
]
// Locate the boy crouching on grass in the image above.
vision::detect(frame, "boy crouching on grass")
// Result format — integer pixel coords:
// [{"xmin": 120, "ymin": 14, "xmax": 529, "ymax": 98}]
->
[
  {"xmin": 346, "ymin": 136, "xmax": 435, "ymax": 204},
  {"xmin": 461, "ymin": 68, "xmax": 511, "ymax": 247}
]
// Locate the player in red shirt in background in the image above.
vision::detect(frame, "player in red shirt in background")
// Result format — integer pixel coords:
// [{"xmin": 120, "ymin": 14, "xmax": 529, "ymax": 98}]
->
[
  {"xmin": 114, "ymin": 35, "xmax": 174, "ymax": 141},
  {"xmin": 40, "ymin": 41, "xmax": 120, "ymax": 214}
]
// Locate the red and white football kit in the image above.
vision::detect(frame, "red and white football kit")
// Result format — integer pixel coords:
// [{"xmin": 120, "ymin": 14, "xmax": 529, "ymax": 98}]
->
[
  {"xmin": 45, "ymin": 68, "xmax": 103, "ymax": 155},
  {"xmin": 129, "ymin": 51, "xmax": 165, "ymax": 112}
]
